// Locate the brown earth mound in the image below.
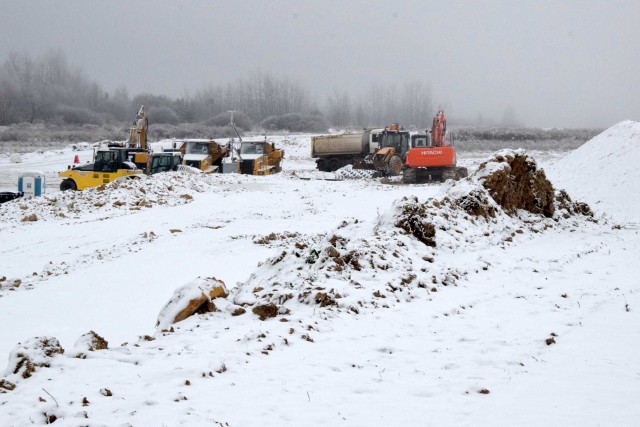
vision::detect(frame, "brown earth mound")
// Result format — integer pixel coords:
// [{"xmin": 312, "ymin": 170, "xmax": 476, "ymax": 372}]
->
[
  {"xmin": 82, "ymin": 331, "xmax": 109, "ymax": 351},
  {"xmin": 555, "ymin": 190, "xmax": 594, "ymax": 218},
  {"xmin": 477, "ymin": 150, "xmax": 555, "ymax": 217},
  {"xmin": 157, "ymin": 277, "xmax": 229, "ymax": 329},
  {"xmin": 10, "ymin": 337, "xmax": 65, "ymax": 379},
  {"xmin": 252, "ymin": 303, "xmax": 279, "ymax": 320}
]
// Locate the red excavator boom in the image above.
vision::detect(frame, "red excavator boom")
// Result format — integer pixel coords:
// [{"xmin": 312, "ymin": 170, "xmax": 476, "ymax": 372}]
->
[{"xmin": 431, "ymin": 110, "xmax": 447, "ymax": 147}]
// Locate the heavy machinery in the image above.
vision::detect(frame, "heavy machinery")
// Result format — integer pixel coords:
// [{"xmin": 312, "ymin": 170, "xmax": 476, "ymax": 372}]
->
[
  {"xmin": 59, "ymin": 147, "xmax": 142, "ymax": 190},
  {"xmin": 311, "ymin": 125, "xmax": 410, "ymax": 175},
  {"xmin": 238, "ymin": 139, "xmax": 284, "ymax": 175},
  {"xmin": 179, "ymin": 139, "xmax": 229, "ymax": 173},
  {"xmin": 59, "ymin": 107, "xmax": 148, "ymax": 191},
  {"xmin": 223, "ymin": 112, "xmax": 284, "ymax": 175},
  {"xmin": 0, "ymin": 192, "xmax": 23, "ymax": 204},
  {"xmin": 148, "ymin": 151, "xmax": 183, "ymax": 174},
  {"xmin": 59, "ymin": 106, "xmax": 182, "ymax": 191},
  {"xmin": 368, "ymin": 123, "xmax": 410, "ymax": 176},
  {"xmin": 402, "ymin": 110, "xmax": 468, "ymax": 183},
  {"xmin": 311, "ymin": 128, "xmax": 385, "ymax": 172}
]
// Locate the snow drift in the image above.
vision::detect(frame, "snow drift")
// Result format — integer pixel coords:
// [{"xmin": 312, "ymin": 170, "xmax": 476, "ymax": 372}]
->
[{"xmin": 547, "ymin": 120, "xmax": 640, "ymax": 222}]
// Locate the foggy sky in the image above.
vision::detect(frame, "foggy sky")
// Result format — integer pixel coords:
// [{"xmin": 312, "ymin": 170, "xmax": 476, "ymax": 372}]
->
[{"xmin": 2, "ymin": 0, "xmax": 639, "ymax": 128}]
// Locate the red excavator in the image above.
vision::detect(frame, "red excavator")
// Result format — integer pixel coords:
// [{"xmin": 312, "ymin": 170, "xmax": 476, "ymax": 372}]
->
[{"xmin": 402, "ymin": 110, "xmax": 468, "ymax": 183}]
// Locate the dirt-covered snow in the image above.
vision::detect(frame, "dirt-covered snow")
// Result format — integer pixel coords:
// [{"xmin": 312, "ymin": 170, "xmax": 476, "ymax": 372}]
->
[{"xmin": 0, "ymin": 126, "xmax": 639, "ymax": 425}]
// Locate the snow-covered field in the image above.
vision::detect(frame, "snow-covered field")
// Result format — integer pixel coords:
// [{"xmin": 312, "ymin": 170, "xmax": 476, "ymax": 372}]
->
[{"xmin": 0, "ymin": 125, "xmax": 639, "ymax": 425}]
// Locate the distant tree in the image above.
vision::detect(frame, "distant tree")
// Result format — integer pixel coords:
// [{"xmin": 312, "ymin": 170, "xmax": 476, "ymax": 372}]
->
[
  {"xmin": 205, "ymin": 111, "xmax": 253, "ymax": 130},
  {"xmin": 325, "ymin": 89, "xmax": 351, "ymax": 127},
  {"xmin": 173, "ymin": 97, "xmax": 195, "ymax": 122},
  {"xmin": 101, "ymin": 86, "xmax": 131, "ymax": 121},
  {"xmin": 148, "ymin": 106, "xmax": 180, "ymax": 124},
  {"xmin": 0, "ymin": 50, "xmax": 114, "ymax": 124},
  {"xmin": 132, "ymin": 93, "xmax": 173, "ymax": 110},
  {"xmin": 54, "ymin": 105, "xmax": 104, "ymax": 125},
  {"xmin": 259, "ymin": 113, "xmax": 327, "ymax": 132}
]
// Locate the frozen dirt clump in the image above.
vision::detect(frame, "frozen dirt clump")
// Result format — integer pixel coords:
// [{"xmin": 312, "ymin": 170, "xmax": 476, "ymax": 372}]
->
[
  {"xmin": 473, "ymin": 149, "xmax": 555, "ymax": 217},
  {"xmin": 555, "ymin": 189, "xmax": 593, "ymax": 219},
  {"xmin": 3, "ymin": 336, "xmax": 64, "ymax": 380},
  {"xmin": 394, "ymin": 202, "xmax": 437, "ymax": 247},
  {"xmin": 252, "ymin": 303, "xmax": 280, "ymax": 320},
  {"xmin": 0, "ymin": 378, "xmax": 16, "ymax": 393},
  {"xmin": 74, "ymin": 330, "xmax": 109, "ymax": 355},
  {"xmin": 156, "ymin": 277, "xmax": 229, "ymax": 330}
]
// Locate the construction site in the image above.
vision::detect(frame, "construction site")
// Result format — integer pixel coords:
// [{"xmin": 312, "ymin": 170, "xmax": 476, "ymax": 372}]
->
[
  {"xmin": 0, "ymin": 108, "xmax": 639, "ymax": 425},
  {"xmin": 1, "ymin": 1, "xmax": 640, "ymax": 424}
]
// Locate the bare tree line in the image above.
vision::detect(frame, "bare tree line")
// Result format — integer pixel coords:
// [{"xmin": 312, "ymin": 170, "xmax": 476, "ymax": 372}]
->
[{"xmin": 0, "ymin": 50, "xmax": 436, "ymax": 131}]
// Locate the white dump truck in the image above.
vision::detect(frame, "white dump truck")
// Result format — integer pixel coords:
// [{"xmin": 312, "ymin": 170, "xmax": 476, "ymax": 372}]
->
[{"xmin": 311, "ymin": 128, "xmax": 385, "ymax": 172}]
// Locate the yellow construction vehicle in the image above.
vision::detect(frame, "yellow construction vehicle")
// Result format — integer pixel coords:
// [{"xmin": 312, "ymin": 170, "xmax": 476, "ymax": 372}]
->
[
  {"xmin": 59, "ymin": 106, "xmax": 175, "ymax": 191},
  {"xmin": 237, "ymin": 139, "xmax": 284, "ymax": 175},
  {"xmin": 179, "ymin": 139, "xmax": 229, "ymax": 173},
  {"xmin": 59, "ymin": 148, "xmax": 142, "ymax": 190},
  {"xmin": 148, "ymin": 151, "xmax": 183, "ymax": 174},
  {"xmin": 222, "ymin": 112, "xmax": 284, "ymax": 175}
]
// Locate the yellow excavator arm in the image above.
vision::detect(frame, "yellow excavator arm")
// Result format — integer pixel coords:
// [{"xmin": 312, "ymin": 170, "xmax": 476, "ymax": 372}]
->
[{"xmin": 129, "ymin": 105, "xmax": 148, "ymax": 149}]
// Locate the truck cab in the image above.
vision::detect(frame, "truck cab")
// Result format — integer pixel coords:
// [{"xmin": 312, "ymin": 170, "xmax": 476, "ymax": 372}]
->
[
  {"xmin": 149, "ymin": 152, "xmax": 183, "ymax": 174},
  {"xmin": 181, "ymin": 139, "xmax": 228, "ymax": 173},
  {"xmin": 239, "ymin": 140, "xmax": 283, "ymax": 175}
]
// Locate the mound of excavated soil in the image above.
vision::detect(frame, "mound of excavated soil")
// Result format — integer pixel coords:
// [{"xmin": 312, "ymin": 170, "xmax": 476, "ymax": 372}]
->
[
  {"xmin": 473, "ymin": 149, "xmax": 555, "ymax": 218},
  {"xmin": 547, "ymin": 120, "xmax": 640, "ymax": 222},
  {"xmin": 150, "ymin": 150, "xmax": 592, "ymax": 327},
  {"xmin": 0, "ymin": 173, "xmax": 218, "ymax": 223}
]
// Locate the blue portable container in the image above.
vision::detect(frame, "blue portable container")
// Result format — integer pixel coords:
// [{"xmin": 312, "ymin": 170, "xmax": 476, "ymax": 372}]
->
[{"xmin": 18, "ymin": 171, "xmax": 46, "ymax": 197}]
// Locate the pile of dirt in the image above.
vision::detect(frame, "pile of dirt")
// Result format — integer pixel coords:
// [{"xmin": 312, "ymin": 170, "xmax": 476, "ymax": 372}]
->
[
  {"xmin": 474, "ymin": 149, "xmax": 555, "ymax": 217},
  {"xmin": 156, "ymin": 277, "xmax": 229, "ymax": 330},
  {"xmin": 4, "ymin": 336, "xmax": 64, "ymax": 380},
  {"xmin": 149, "ymin": 150, "xmax": 594, "ymax": 329},
  {"xmin": 0, "ymin": 172, "xmax": 217, "ymax": 223},
  {"xmin": 74, "ymin": 330, "xmax": 109, "ymax": 355},
  {"xmin": 394, "ymin": 202, "xmax": 437, "ymax": 247}
]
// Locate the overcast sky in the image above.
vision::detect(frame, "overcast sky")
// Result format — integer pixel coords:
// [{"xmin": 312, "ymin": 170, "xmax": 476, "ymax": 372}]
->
[{"xmin": 2, "ymin": 0, "xmax": 639, "ymax": 128}]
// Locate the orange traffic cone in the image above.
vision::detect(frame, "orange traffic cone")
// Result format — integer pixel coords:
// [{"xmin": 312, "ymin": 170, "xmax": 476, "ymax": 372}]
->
[{"xmin": 73, "ymin": 154, "xmax": 80, "ymax": 164}]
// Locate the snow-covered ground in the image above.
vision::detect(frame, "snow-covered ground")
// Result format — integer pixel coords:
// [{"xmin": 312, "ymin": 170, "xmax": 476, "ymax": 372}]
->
[{"xmin": 0, "ymin": 126, "xmax": 639, "ymax": 425}]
